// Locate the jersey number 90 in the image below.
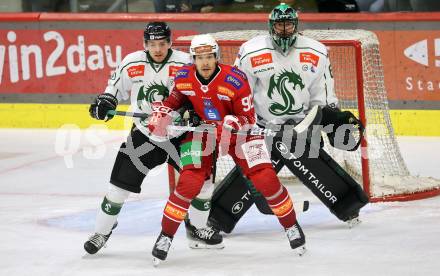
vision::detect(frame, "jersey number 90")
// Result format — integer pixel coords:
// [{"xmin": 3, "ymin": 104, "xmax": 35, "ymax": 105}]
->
[{"xmin": 242, "ymin": 95, "xmax": 254, "ymax": 112}]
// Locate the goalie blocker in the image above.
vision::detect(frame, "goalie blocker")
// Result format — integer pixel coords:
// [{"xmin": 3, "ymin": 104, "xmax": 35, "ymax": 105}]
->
[{"xmin": 208, "ymin": 107, "xmax": 369, "ymax": 233}]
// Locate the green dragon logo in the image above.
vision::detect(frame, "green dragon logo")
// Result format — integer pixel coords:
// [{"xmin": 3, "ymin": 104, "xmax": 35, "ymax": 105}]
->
[
  {"xmin": 137, "ymin": 81, "xmax": 169, "ymax": 104},
  {"xmin": 267, "ymin": 70, "xmax": 305, "ymax": 116},
  {"xmin": 137, "ymin": 82, "xmax": 169, "ymax": 126}
]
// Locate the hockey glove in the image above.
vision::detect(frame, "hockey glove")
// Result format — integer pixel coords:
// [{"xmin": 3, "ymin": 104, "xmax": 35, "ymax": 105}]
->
[
  {"xmin": 213, "ymin": 115, "xmax": 241, "ymax": 155},
  {"xmin": 322, "ymin": 106, "xmax": 364, "ymax": 151},
  {"xmin": 89, "ymin": 93, "xmax": 118, "ymax": 121},
  {"xmin": 147, "ymin": 101, "xmax": 174, "ymax": 141},
  {"xmin": 222, "ymin": 115, "xmax": 242, "ymax": 131}
]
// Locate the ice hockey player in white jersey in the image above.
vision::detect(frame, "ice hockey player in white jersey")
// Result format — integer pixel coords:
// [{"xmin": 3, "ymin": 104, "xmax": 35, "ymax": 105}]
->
[
  {"xmin": 207, "ymin": 3, "xmax": 368, "ymax": 234},
  {"xmin": 84, "ymin": 22, "xmax": 195, "ymax": 255},
  {"xmin": 234, "ymin": 4, "xmax": 338, "ymax": 124}
]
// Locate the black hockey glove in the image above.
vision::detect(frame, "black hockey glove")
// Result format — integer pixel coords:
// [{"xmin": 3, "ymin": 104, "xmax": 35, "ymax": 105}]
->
[
  {"xmin": 89, "ymin": 93, "xmax": 118, "ymax": 121},
  {"xmin": 321, "ymin": 106, "xmax": 364, "ymax": 151}
]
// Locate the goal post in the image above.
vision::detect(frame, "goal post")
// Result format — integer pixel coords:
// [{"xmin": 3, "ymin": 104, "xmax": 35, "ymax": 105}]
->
[{"xmin": 169, "ymin": 29, "xmax": 440, "ymax": 203}]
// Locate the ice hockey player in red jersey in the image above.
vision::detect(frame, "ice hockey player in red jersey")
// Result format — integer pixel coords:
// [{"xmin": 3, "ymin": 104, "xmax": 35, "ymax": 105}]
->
[{"xmin": 148, "ymin": 34, "xmax": 306, "ymax": 266}]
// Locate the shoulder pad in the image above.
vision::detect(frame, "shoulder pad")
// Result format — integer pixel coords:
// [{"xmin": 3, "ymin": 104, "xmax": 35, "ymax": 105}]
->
[
  {"xmin": 224, "ymin": 72, "xmax": 244, "ymax": 90},
  {"xmin": 296, "ymin": 35, "xmax": 328, "ymax": 56},
  {"xmin": 121, "ymin": 50, "xmax": 145, "ymax": 65},
  {"xmin": 171, "ymin": 49, "xmax": 192, "ymax": 64}
]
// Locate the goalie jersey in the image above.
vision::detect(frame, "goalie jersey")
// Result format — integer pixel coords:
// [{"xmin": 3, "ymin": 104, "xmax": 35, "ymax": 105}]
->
[
  {"xmin": 234, "ymin": 34, "xmax": 338, "ymax": 125},
  {"xmin": 103, "ymin": 49, "xmax": 190, "ymax": 125}
]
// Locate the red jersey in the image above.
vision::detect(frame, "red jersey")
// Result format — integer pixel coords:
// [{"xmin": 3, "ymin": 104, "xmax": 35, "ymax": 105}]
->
[{"xmin": 164, "ymin": 63, "xmax": 256, "ymax": 127}]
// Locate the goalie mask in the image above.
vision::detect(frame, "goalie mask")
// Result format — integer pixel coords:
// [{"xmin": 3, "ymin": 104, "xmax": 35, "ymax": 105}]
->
[
  {"xmin": 269, "ymin": 3, "xmax": 299, "ymax": 54},
  {"xmin": 144, "ymin": 21, "xmax": 171, "ymax": 42},
  {"xmin": 189, "ymin": 34, "xmax": 220, "ymax": 61}
]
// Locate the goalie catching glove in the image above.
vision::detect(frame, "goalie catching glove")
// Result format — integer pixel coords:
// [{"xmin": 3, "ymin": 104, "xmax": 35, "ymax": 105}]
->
[
  {"xmin": 321, "ymin": 106, "xmax": 365, "ymax": 151},
  {"xmin": 89, "ymin": 93, "xmax": 118, "ymax": 121}
]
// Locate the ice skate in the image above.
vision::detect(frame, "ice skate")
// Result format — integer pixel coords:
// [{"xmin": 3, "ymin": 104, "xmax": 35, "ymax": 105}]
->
[
  {"xmin": 184, "ymin": 218, "xmax": 224, "ymax": 249},
  {"xmin": 345, "ymin": 213, "xmax": 361, "ymax": 228},
  {"xmin": 84, "ymin": 222, "xmax": 118, "ymax": 254},
  {"xmin": 152, "ymin": 231, "xmax": 173, "ymax": 266},
  {"xmin": 286, "ymin": 222, "xmax": 306, "ymax": 256}
]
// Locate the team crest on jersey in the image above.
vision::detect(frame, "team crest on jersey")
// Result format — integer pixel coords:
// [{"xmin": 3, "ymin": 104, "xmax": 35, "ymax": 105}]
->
[
  {"xmin": 251, "ymin": 53, "xmax": 273, "ymax": 68},
  {"xmin": 174, "ymin": 68, "xmax": 189, "ymax": 80},
  {"xmin": 225, "ymin": 75, "xmax": 242, "ymax": 89},
  {"xmin": 137, "ymin": 82, "xmax": 169, "ymax": 124},
  {"xmin": 231, "ymin": 67, "xmax": 247, "ymax": 80},
  {"xmin": 218, "ymin": 86, "xmax": 235, "ymax": 98},
  {"xmin": 176, "ymin": 82, "xmax": 193, "ymax": 90},
  {"xmin": 267, "ymin": 70, "xmax": 305, "ymax": 116},
  {"xmin": 203, "ymin": 99, "xmax": 213, "ymax": 107},
  {"xmin": 127, "ymin": 65, "xmax": 145, "ymax": 78},
  {"xmin": 300, "ymin": 52, "xmax": 320, "ymax": 66}
]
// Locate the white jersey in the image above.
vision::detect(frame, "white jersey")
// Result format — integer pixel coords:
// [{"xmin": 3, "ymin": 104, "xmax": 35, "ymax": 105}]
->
[
  {"xmin": 104, "ymin": 49, "xmax": 191, "ymax": 116},
  {"xmin": 103, "ymin": 49, "xmax": 190, "ymax": 138},
  {"xmin": 234, "ymin": 34, "xmax": 338, "ymax": 125}
]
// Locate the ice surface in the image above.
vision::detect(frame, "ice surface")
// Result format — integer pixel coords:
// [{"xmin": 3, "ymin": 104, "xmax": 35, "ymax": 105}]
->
[{"xmin": 1, "ymin": 129, "xmax": 439, "ymax": 276}]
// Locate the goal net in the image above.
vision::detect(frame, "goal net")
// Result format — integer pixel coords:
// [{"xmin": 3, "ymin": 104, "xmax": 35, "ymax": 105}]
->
[{"xmin": 170, "ymin": 29, "xmax": 440, "ymax": 202}]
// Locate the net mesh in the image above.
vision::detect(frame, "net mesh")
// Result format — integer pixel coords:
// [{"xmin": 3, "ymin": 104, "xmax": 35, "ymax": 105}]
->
[{"xmin": 173, "ymin": 29, "xmax": 440, "ymax": 200}]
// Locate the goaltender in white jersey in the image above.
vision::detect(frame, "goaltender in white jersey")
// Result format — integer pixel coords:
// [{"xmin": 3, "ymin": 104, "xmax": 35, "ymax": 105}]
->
[{"xmin": 234, "ymin": 21, "xmax": 338, "ymax": 125}]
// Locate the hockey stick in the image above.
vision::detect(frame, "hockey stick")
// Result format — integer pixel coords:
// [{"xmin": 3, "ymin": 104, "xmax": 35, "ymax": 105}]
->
[
  {"xmin": 106, "ymin": 106, "xmax": 322, "ymax": 138},
  {"xmin": 167, "ymin": 105, "xmax": 321, "ymax": 137},
  {"xmin": 106, "ymin": 110, "xmax": 149, "ymax": 119}
]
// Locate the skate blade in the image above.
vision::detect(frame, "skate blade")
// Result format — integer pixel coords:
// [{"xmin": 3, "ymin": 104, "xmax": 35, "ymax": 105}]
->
[
  {"xmin": 294, "ymin": 246, "xmax": 306, "ymax": 256},
  {"xmin": 188, "ymin": 240, "xmax": 225, "ymax": 249},
  {"xmin": 152, "ymin": 257, "xmax": 162, "ymax": 267},
  {"xmin": 347, "ymin": 217, "xmax": 361, "ymax": 228}
]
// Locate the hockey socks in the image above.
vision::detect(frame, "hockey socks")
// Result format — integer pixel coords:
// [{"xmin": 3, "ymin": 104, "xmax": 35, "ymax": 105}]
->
[
  {"xmin": 162, "ymin": 192, "xmax": 191, "ymax": 236},
  {"xmin": 95, "ymin": 184, "xmax": 129, "ymax": 235},
  {"xmin": 248, "ymin": 168, "xmax": 296, "ymax": 229},
  {"xmin": 266, "ymin": 186, "xmax": 296, "ymax": 229},
  {"xmin": 188, "ymin": 178, "xmax": 214, "ymax": 229}
]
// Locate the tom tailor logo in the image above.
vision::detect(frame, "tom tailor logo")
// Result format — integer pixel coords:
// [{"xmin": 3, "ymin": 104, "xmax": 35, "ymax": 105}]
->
[
  {"xmin": 176, "ymin": 82, "xmax": 192, "ymax": 90},
  {"xmin": 127, "ymin": 65, "xmax": 145, "ymax": 78},
  {"xmin": 299, "ymin": 52, "xmax": 319, "ymax": 66},
  {"xmin": 251, "ymin": 53, "xmax": 273, "ymax": 68}
]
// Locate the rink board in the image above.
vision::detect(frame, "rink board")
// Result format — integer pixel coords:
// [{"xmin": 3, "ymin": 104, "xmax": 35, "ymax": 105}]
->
[{"xmin": 0, "ymin": 103, "xmax": 439, "ymax": 136}]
